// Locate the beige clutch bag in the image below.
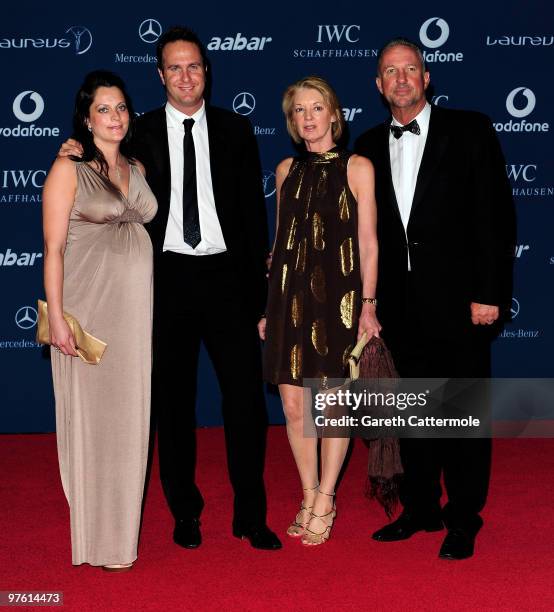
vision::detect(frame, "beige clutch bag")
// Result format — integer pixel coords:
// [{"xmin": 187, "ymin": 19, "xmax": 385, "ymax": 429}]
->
[{"xmin": 36, "ymin": 299, "xmax": 107, "ymax": 365}]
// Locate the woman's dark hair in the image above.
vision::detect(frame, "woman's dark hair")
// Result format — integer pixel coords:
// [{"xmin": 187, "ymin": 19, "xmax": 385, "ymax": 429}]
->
[{"xmin": 72, "ymin": 70, "xmax": 136, "ymax": 176}]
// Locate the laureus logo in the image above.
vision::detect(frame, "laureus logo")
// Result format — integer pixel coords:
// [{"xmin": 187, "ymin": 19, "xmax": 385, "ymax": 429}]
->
[
  {"xmin": 263, "ymin": 172, "xmax": 276, "ymax": 198},
  {"xmin": 66, "ymin": 26, "xmax": 93, "ymax": 55}
]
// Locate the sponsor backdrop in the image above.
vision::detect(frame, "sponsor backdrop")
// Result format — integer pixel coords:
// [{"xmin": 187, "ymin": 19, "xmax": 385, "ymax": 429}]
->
[{"xmin": 1, "ymin": 1, "xmax": 552, "ymax": 431}]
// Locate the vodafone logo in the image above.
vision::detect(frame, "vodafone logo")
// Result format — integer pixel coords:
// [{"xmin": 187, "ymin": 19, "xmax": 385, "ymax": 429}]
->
[
  {"xmin": 419, "ymin": 17, "xmax": 450, "ymax": 48},
  {"xmin": 506, "ymin": 87, "xmax": 536, "ymax": 118},
  {"xmin": 13, "ymin": 91, "xmax": 44, "ymax": 122}
]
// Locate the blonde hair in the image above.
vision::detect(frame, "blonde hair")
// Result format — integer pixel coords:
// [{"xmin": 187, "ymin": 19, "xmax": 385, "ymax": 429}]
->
[{"xmin": 282, "ymin": 76, "xmax": 344, "ymax": 144}]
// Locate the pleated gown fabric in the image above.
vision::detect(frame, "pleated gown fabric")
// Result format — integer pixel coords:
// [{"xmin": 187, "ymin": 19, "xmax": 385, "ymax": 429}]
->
[{"xmin": 51, "ymin": 161, "xmax": 157, "ymax": 566}]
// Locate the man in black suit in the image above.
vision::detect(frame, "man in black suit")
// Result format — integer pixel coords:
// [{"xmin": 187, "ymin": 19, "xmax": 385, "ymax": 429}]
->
[
  {"xmin": 132, "ymin": 27, "xmax": 280, "ymax": 550},
  {"xmin": 355, "ymin": 38, "xmax": 515, "ymax": 559}
]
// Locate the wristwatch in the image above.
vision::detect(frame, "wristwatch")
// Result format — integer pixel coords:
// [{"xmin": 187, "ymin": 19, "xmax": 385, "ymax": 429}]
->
[{"xmin": 362, "ymin": 297, "xmax": 377, "ymax": 305}]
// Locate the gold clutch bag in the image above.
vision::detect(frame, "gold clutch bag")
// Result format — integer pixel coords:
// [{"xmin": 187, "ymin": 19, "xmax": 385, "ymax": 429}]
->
[{"xmin": 37, "ymin": 299, "xmax": 107, "ymax": 365}]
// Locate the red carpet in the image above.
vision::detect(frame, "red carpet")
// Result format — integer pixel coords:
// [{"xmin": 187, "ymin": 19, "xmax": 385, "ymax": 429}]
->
[{"xmin": 1, "ymin": 429, "xmax": 553, "ymax": 611}]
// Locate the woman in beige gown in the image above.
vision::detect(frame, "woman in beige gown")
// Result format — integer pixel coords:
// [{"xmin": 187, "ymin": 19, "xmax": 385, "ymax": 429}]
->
[{"xmin": 42, "ymin": 71, "xmax": 157, "ymax": 570}]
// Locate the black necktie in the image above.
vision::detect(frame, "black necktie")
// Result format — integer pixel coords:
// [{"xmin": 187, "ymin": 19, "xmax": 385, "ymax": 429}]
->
[
  {"xmin": 390, "ymin": 119, "xmax": 421, "ymax": 139},
  {"xmin": 182, "ymin": 118, "xmax": 201, "ymax": 248}
]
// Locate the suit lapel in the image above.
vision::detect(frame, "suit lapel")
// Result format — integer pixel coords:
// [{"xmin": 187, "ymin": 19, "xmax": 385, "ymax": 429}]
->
[
  {"xmin": 410, "ymin": 105, "xmax": 449, "ymax": 215},
  {"xmin": 380, "ymin": 122, "xmax": 402, "ymax": 223},
  {"xmin": 148, "ymin": 107, "xmax": 171, "ymax": 210},
  {"xmin": 205, "ymin": 107, "xmax": 227, "ymax": 221}
]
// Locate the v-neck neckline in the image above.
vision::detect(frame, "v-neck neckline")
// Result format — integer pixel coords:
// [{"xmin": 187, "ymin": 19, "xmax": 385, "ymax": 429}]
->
[{"xmin": 84, "ymin": 160, "xmax": 132, "ymax": 201}]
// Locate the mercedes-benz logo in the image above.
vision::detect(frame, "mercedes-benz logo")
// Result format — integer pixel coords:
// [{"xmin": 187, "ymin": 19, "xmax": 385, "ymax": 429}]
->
[
  {"xmin": 263, "ymin": 171, "xmax": 276, "ymax": 198},
  {"xmin": 139, "ymin": 19, "xmax": 162, "ymax": 43},
  {"xmin": 510, "ymin": 297, "xmax": 520, "ymax": 319},
  {"xmin": 66, "ymin": 26, "xmax": 93, "ymax": 55},
  {"xmin": 233, "ymin": 92, "xmax": 256, "ymax": 116},
  {"xmin": 15, "ymin": 306, "xmax": 38, "ymax": 330}
]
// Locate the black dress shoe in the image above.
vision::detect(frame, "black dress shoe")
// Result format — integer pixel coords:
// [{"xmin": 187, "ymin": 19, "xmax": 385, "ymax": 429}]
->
[
  {"xmin": 233, "ymin": 524, "xmax": 282, "ymax": 550},
  {"xmin": 173, "ymin": 518, "xmax": 202, "ymax": 549},
  {"xmin": 439, "ymin": 528, "xmax": 475, "ymax": 560},
  {"xmin": 372, "ymin": 512, "xmax": 443, "ymax": 542}
]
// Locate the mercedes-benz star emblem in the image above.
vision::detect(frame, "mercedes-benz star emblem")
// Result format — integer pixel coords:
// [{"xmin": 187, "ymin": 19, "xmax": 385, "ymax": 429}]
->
[
  {"xmin": 15, "ymin": 306, "xmax": 38, "ymax": 330},
  {"xmin": 510, "ymin": 298, "xmax": 520, "ymax": 319},
  {"xmin": 263, "ymin": 171, "xmax": 276, "ymax": 198},
  {"xmin": 139, "ymin": 19, "xmax": 162, "ymax": 43},
  {"xmin": 232, "ymin": 92, "xmax": 256, "ymax": 116}
]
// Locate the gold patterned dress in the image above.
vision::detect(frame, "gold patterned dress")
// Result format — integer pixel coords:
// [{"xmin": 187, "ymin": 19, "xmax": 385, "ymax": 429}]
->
[{"xmin": 263, "ymin": 148, "xmax": 361, "ymax": 387}]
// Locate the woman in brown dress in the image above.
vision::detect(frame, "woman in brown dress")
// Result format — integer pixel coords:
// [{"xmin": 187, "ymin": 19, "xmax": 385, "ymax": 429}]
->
[
  {"xmin": 42, "ymin": 71, "xmax": 157, "ymax": 570},
  {"xmin": 260, "ymin": 76, "xmax": 381, "ymax": 545}
]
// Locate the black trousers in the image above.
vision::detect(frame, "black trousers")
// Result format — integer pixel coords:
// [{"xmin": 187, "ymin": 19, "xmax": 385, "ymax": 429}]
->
[
  {"xmin": 153, "ymin": 251, "xmax": 268, "ymax": 529},
  {"xmin": 383, "ymin": 274, "xmax": 493, "ymax": 535}
]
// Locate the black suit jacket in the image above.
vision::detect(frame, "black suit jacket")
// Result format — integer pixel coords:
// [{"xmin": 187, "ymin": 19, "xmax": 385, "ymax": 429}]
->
[
  {"xmin": 132, "ymin": 105, "xmax": 269, "ymax": 319},
  {"xmin": 355, "ymin": 104, "xmax": 515, "ymax": 341}
]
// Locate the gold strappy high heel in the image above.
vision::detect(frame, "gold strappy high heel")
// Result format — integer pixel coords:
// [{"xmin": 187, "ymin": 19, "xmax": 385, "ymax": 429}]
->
[
  {"xmin": 287, "ymin": 483, "xmax": 319, "ymax": 538},
  {"xmin": 301, "ymin": 491, "xmax": 336, "ymax": 546}
]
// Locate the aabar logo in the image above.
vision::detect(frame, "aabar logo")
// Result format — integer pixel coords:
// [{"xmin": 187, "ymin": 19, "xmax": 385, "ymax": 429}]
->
[
  {"xmin": 207, "ymin": 33, "xmax": 272, "ymax": 51},
  {"xmin": 0, "ymin": 249, "xmax": 43, "ymax": 266}
]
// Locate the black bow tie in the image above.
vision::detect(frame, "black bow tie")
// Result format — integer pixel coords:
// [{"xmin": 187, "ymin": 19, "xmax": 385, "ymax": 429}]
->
[{"xmin": 390, "ymin": 119, "xmax": 421, "ymax": 139}]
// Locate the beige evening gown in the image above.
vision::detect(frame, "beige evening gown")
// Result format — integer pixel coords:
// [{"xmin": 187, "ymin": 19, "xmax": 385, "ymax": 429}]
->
[{"xmin": 51, "ymin": 161, "xmax": 157, "ymax": 566}]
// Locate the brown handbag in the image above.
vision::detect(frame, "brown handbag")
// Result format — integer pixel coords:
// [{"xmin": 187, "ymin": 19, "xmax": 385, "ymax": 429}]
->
[
  {"xmin": 349, "ymin": 333, "xmax": 403, "ymax": 517},
  {"xmin": 36, "ymin": 300, "xmax": 107, "ymax": 365}
]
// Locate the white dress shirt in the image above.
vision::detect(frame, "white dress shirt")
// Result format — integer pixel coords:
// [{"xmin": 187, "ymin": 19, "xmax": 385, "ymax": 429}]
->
[
  {"xmin": 389, "ymin": 102, "xmax": 431, "ymax": 269},
  {"xmin": 163, "ymin": 100, "xmax": 227, "ymax": 255}
]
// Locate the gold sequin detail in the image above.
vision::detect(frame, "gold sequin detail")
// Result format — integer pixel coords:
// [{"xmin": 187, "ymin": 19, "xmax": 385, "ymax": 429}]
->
[
  {"xmin": 312, "ymin": 212, "xmax": 325, "ymax": 251},
  {"xmin": 311, "ymin": 319, "xmax": 328, "ymax": 356},
  {"xmin": 294, "ymin": 165, "xmax": 305, "ymax": 199},
  {"xmin": 310, "ymin": 265, "xmax": 326, "ymax": 303},
  {"xmin": 295, "ymin": 238, "xmax": 307, "ymax": 274},
  {"xmin": 286, "ymin": 215, "xmax": 297, "ymax": 250},
  {"xmin": 291, "ymin": 292, "xmax": 303, "ymax": 327},
  {"xmin": 342, "ymin": 344, "xmax": 354, "ymax": 367},
  {"xmin": 315, "ymin": 371, "xmax": 329, "ymax": 390},
  {"xmin": 316, "ymin": 168, "xmax": 328, "ymax": 197},
  {"xmin": 281, "ymin": 264, "xmax": 288, "ymax": 295},
  {"xmin": 304, "ymin": 184, "xmax": 313, "ymax": 221},
  {"xmin": 339, "ymin": 188, "xmax": 350, "ymax": 222},
  {"xmin": 339, "ymin": 237, "xmax": 354, "ymax": 276},
  {"xmin": 291, "ymin": 344, "xmax": 302, "ymax": 380},
  {"xmin": 340, "ymin": 290, "xmax": 356, "ymax": 329}
]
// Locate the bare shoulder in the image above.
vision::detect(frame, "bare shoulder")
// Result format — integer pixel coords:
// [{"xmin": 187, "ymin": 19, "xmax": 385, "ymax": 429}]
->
[
  {"xmin": 276, "ymin": 156, "xmax": 294, "ymax": 180},
  {"xmin": 46, "ymin": 156, "xmax": 77, "ymax": 183},
  {"xmin": 133, "ymin": 159, "xmax": 146, "ymax": 176},
  {"xmin": 347, "ymin": 153, "xmax": 374, "ymax": 175}
]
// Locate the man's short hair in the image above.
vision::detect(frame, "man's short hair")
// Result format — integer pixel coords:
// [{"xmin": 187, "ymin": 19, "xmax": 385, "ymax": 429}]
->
[
  {"xmin": 156, "ymin": 26, "xmax": 208, "ymax": 70},
  {"xmin": 376, "ymin": 37, "xmax": 426, "ymax": 75}
]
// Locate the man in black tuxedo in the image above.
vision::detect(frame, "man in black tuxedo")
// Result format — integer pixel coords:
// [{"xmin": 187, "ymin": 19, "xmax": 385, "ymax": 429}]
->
[
  {"xmin": 132, "ymin": 27, "xmax": 280, "ymax": 550},
  {"xmin": 355, "ymin": 38, "xmax": 515, "ymax": 559}
]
